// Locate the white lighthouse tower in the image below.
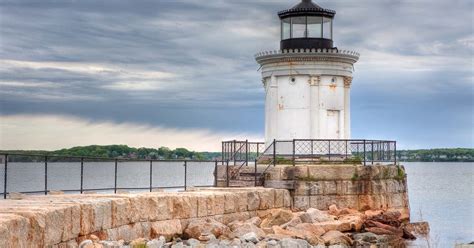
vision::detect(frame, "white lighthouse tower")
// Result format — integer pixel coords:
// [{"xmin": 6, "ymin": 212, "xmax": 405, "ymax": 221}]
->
[{"xmin": 256, "ymin": 0, "xmax": 359, "ymax": 147}]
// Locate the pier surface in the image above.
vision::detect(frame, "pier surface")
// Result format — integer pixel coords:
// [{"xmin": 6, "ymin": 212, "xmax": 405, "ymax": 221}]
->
[{"xmin": 0, "ymin": 188, "xmax": 291, "ymax": 247}]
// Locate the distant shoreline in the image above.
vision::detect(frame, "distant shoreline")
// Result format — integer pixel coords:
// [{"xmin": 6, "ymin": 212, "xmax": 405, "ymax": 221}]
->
[{"xmin": 1, "ymin": 145, "xmax": 473, "ymax": 163}]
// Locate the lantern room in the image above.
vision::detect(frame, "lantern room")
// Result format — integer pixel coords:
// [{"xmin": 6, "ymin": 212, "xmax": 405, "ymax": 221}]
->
[{"xmin": 278, "ymin": 0, "xmax": 336, "ymax": 50}]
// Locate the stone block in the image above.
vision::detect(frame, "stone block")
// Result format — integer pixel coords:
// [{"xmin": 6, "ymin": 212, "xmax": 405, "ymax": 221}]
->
[
  {"xmin": 370, "ymin": 180, "xmax": 386, "ymax": 194},
  {"xmin": 0, "ymin": 214, "xmax": 30, "ymax": 248},
  {"xmin": 247, "ymin": 191, "xmax": 260, "ymax": 211},
  {"xmin": 258, "ymin": 190, "xmax": 275, "ymax": 210},
  {"xmin": 308, "ymin": 181, "xmax": 324, "ymax": 195},
  {"xmin": 274, "ymin": 190, "xmax": 284, "ymax": 208},
  {"xmin": 339, "ymin": 180, "xmax": 357, "ymax": 195},
  {"xmin": 307, "ymin": 165, "xmax": 355, "ymax": 180},
  {"xmin": 265, "ymin": 167, "xmax": 282, "ymax": 181},
  {"xmin": 213, "ymin": 194, "xmax": 226, "ymax": 215},
  {"xmin": 294, "ymin": 181, "xmax": 310, "ymax": 195},
  {"xmin": 293, "ymin": 166, "xmax": 309, "ymax": 179},
  {"xmin": 110, "ymin": 198, "xmax": 131, "ymax": 228},
  {"xmin": 282, "ymin": 190, "xmax": 292, "ymax": 208},
  {"xmin": 389, "ymin": 193, "xmax": 404, "ymax": 208},
  {"xmin": 171, "ymin": 195, "xmax": 197, "ymax": 219},
  {"xmin": 323, "ymin": 181, "xmax": 338, "ymax": 195},
  {"xmin": 196, "ymin": 195, "xmax": 208, "ymax": 217},
  {"xmin": 224, "ymin": 193, "xmax": 238, "ymax": 214},
  {"xmin": 236, "ymin": 192, "xmax": 248, "ymax": 212},
  {"xmin": 294, "ymin": 196, "xmax": 309, "ymax": 211}
]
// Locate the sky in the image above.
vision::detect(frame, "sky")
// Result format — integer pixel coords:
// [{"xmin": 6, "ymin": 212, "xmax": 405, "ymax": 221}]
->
[{"xmin": 0, "ymin": 0, "xmax": 473, "ymax": 151}]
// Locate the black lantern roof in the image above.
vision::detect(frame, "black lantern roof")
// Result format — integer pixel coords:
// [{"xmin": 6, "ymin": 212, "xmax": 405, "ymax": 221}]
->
[{"xmin": 278, "ymin": 0, "xmax": 336, "ymax": 19}]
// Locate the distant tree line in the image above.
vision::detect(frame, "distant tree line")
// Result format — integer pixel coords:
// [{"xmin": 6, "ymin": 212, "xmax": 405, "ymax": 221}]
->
[
  {"xmin": 397, "ymin": 148, "xmax": 474, "ymax": 162},
  {"xmin": 0, "ymin": 145, "xmax": 221, "ymax": 162},
  {"xmin": 1, "ymin": 146, "xmax": 472, "ymax": 162}
]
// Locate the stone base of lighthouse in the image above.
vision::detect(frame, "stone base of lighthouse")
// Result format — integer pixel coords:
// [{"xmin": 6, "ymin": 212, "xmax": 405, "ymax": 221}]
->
[{"xmin": 216, "ymin": 163, "xmax": 410, "ymax": 217}]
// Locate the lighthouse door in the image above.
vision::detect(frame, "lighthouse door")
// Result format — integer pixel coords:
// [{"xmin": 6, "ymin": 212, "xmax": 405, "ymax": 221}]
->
[{"xmin": 326, "ymin": 110, "xmax": 340, "ymax": 139}]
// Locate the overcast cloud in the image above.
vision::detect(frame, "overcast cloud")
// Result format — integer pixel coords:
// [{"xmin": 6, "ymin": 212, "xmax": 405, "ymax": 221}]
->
[{"xmin": 0, "ymin": 0, "xmax": 473, "ymax": 150}]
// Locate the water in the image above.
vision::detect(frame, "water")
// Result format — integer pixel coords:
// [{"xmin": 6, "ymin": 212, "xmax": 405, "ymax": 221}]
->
[
  {"xmin": 0, "ymin": 161, "xmax": 216, "ymax": 193},
  {"xmin": 403, "ymin": 162, "xmax": 474, "ymax": 247},
  {"xmin": 0, "ymin": 161, "xmax": 472, "ymax": 246}
]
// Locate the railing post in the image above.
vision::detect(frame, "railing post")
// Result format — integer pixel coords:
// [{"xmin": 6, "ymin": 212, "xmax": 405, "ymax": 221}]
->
[
  {"xmin": 371, "ymin": 141, "xmax": 374, "ymax": 165},
  {"xmin": 214, "ymin": 160, "xmax": 218, "ymax": 187},
  {"xmin": 328, "ymin": 140, "xmax": 331, "ymax": 161},
  {"xmin": 394, "ymin": 142, "xmax": 397, "ymax": 165},
  {"xmin": 3, "ymin": 154, "xmax": 8, "ymax": 199},
  {"xmin": 149, "ymin": 160, "xmax": 153, "ymax": 192},
  {"xmin": 226, "ymin": 160, "xmax": 230, "ymax": 187},
  {"xmin": 345, "ymin": 140, "xmax": 348, "ymax": 159},
  {"xmin": 292, "ymin": 139, "xmax": 296, "ymax": 167},
  {"xmin": 233, "ymin": 140, "xmax": 236, "ymax": 166},
  {"xmin": 114, "ymin": 159, "xmax": 118, "ymax": 193},
  {"xmin": 273, "ymin": 139, "xmax": 276, "ymax": 167},
  {"xmin": 44, "ymin": 155, "xmax": 48, "ymax": 195},
  {"xmin": 221, "ymin": 142, "xmax": 224, "ymax": 162},
  {"xmin": 254, "ymin": 159, "xmax": 258, "ymax": 187},
  {"xmin": 363, "ymin": 140, "xmax": 367, "ymax": 166},
  {"xmin": 257, "ymin": 143, "xmax": 260, "ymax": 157},
  {"xmin": 245, "ymin": 140, "xmax": 249, "ymax": 167},
  {"xmin": 80, "ymin": 157, "xmax": 84, "ymax": 194},
  {"xmin": 184, "ymin": 161, "xmax": 187, "ymax": 191}
]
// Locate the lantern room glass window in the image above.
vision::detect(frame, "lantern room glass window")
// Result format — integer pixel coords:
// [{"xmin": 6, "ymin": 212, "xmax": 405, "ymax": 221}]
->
[
  {"xmin": 322, "ymin": 17, "xmax": 332, "ymax": 39},
  {"xmin": 307, "ymin": 16, "xmax": 322, "ymax": 38},
  {"xmin": 281, "ymin": 16, "xmax": 333, "ymax": 40},
  {"xmin": 281, "ymin": 18, "xmax": 291, "ymax": 40},
  {"xmin": 291, "ymin": 16, "xmax": 306, "ymax": 38}
]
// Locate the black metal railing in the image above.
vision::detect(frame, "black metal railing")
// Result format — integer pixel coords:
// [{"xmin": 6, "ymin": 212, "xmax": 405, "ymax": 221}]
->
[
  {"xmin": 222, "ymin": 139, "xmax": 397, "ymax": 187},
  {"xmin": 222, "ymin": 140, "xmax": 265, "ymax": 165},
  {"xmin": 0, "ymin": 153, "xmax": 224, "ymax": 199}
]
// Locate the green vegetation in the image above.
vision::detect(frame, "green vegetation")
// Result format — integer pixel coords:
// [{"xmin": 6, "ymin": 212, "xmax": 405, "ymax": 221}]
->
[
  {"xmin": 344, "ymin": 156, "xmax": 363, "ymax": 164},
  {"xmin": 397, "ymin": 148, "xmax": 474, "ymax": 162},
  {"xmin": 1, "ymin": 145, "xmax": 221, "ymax": 161},
  {"xmin": 1, "ymin": 146, "xmax": 472, "ymax": 162},
  {"xmin": 395, "ymin": 166, "xmax": 406, "ymax": 180},
  {"xmin": 351, "ymin": 168, "xmax": 359, "ymax": 181}
]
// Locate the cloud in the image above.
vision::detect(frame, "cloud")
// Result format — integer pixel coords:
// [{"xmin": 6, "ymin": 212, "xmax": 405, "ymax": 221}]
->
[
  {"xmin": 0, "ymin": 114, "xmax": 262, "ymax": 151},
  {"xmin": 0, "ymin": 0, "xmax": 472, "ymax": 149}
]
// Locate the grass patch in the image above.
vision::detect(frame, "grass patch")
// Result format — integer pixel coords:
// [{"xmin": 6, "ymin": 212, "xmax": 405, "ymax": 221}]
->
[
  {"xmin": 351, "ymin": 168, "xmax": 360, "ymax": 181},
  {"xmin": 395, "ymin": 166, "xmax": 406, "ymax": 180},
  {"xmin": 344, "ymin": 156, "xmax": 363, "ymax": 164}
]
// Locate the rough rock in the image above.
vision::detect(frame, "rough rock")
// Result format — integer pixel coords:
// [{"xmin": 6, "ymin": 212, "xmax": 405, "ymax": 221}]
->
[
  {"xmin": 287, "ymin": 223, "xmax": 325, "ymax": 245},
  {"xmin": 365, "ymin": 220, "xmax": 402, "ymax": 236},
  {"xmin": 231, "ymin": 223, "xmax": 266, "ymax": 240},
  {"xmin": 338, "ymin": 213, "xmax": 364, "ymax": 231},
  {"xmin": 260, "ymin": 209, "xmax": 294, "ymax": 228},
  {"xmin": 280, "ymin": 215, "xmax": 303, "ymax": 229},
  {"xmin": 146, "ymin": 238, "xmax": 165, "ymax": 248},
  {"xmin": 321, "ymin": 231, "xmax": 353, "ymax": 246},
  {"xmin": 404, "ymin": 222, "xmax": 430, "ymax": 235},
  {"xmin": 183, "ymin": 218, "xmax": 230, "ymax": 241},
  {"xmin": 240, "ymin": 232, "xmax": 260, "ymax": 244},
  {"xmin": 352, "ymin": 232, "xmax": 388, "ymax": 246},
  {"xmin": 300, "ymin": 208, "xmax": 334, "ymax": 223},
  {"xmin": 151, "ymin": 220, "xmax": 183, "ymax": 242},
  {"xmin": 328, "ymin": 205, "xmax": 340, "ymax": 216},
  {"xmin": 279, "ymin": 238, "xmax": 311, "ymax": 248}
]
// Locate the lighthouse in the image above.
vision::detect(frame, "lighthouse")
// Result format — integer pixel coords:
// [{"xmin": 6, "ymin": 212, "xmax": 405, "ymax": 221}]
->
[{"xmin": 256, "ymin": 0, "xmax": 359, "ymax": 147}]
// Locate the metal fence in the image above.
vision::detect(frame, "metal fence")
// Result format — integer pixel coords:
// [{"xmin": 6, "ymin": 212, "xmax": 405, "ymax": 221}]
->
[
  {"xmin": 224, "ymin": 139, "xmax": 397, "ymax": 167},
  {"xmin": 0, "ymin": 153, "xmax": 221, "ymax": 199},
  {"xmin": 221, "ymin": 140, "xmax": 265, "ymax": 165}
]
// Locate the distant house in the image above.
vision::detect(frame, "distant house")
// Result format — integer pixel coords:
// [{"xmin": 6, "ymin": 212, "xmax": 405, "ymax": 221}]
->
[{"xmin": 439, "ymin": 155, "xmax": 447, "ymax": 159}]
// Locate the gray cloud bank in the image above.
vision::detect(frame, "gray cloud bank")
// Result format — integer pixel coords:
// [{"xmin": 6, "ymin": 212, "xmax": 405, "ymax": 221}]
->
[{"xmin": 0, "ymin": 0, "xmax": 473, "ymax": 149}]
